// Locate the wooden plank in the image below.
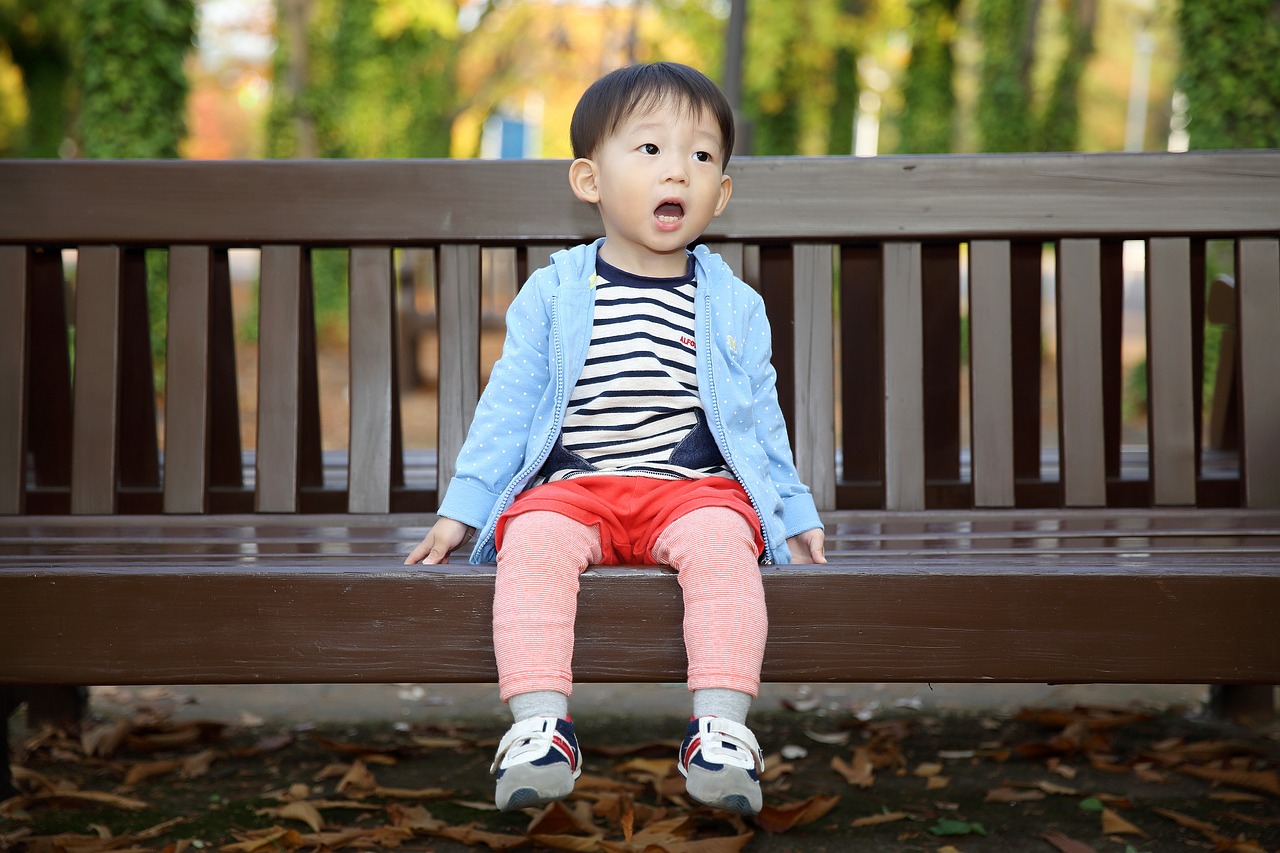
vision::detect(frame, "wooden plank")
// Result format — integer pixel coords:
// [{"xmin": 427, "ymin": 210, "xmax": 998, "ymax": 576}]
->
[
  {"xmin": 1056, "ymin": 239, "xmax": 1107, "ymax": 507},
  {"xmin": 0, "ymin": 247, "xmax": 27, "ymax": 513},
  {"xmin": 969, "ymin": 241, "xmax": 1015, "ymax": 507},
  {"xmin": 1236, "ymin": 238, "xmax": 1280, "ymax": 508},
  {"xmin": 841, "ymin": 245, "xmax": 884, "ymax": 494},
  {"xmin": 118, "ymin": 250, "xmax": 159, "ymax": 490},
  {"xmin": 706, "ymin": 242, "xmax": 744, "ymax": 279},
  {"xmin": 883, "ymin": 242, "xmax": 926, "ymax": 510},
  {"xmin": 436, "ymin": 244, "xmax": 481, "ymax": 495},
  {"xmin": 256, "ymin": 246, "xmax": 303, "ymax": 512},
  {"xmin": 1, "ymin": 562, "xmax": 1277, "ymax": 685},
  {"xmin": 164, "ymin": 246, "xmax": 212, "ymax": 513},
  {"xmin": 1145, "ymin": 238, "xmax": 1197, "ymax": 505},
  {"xmin": 348, "ymin": 248, "xmax": 395, "ymax": 513},
  {"xmin": 760, "ymin": 247, "xmax": 795, "ymax": 439},
  {"xmin": 71, "ymin": 247, "xmax": 122, "ymax": 514},
  {"xmin": 208, "ymin": 249, "xmax": 243, "ymax": 490},
  {"xmin": 5, "ymin": 152, "xmax": 1279, "ymax": 244},
  {"xmin": 791, "ymin": 244, "xmax": 836, "ymax": 510},
  {"xmin": 24, "ymin": 249, "xmax": 73, "ymax": 493},
  {"xmin": 922, "ymin": 244, "xmax": 962, "ymax": 483}
]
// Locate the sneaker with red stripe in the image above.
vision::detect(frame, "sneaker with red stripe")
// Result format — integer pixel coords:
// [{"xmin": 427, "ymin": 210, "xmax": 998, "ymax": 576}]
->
[
  {"xmin": 491, "ymin": 716, "xmax": 582, "ymax": 811},
  {"xmin": 678, "ymin": 716, "xmax": 765, "ymax": 814}
]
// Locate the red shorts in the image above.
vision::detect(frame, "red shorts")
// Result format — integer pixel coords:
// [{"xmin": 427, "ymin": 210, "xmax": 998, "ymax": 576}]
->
[{"xmin": 495, "ymin": 476, "xmax": 764, "ymax": 565}]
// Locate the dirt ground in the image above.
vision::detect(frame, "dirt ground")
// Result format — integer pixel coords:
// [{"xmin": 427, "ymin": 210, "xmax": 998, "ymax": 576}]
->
[{"xmin": 5, "ymin": 700, "xmax": 1279, "ymax": 852}]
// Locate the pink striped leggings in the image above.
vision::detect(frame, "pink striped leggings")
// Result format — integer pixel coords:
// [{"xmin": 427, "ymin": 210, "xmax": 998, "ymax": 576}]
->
[{"xmin": 492, "ymin": 485, "xmax": 768, "ymax": 702}]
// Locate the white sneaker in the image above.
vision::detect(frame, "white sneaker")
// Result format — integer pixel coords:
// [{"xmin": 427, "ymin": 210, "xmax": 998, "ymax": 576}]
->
[
  {"xmin": 677, "ymin": 716, "xmax": 765, "ymax": 814},
  {"xmin": 491, "ymin": 716, "xmax": 582, "ymax": 811}
]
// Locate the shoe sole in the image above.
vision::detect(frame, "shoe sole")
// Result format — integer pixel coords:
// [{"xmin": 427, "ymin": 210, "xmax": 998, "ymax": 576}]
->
[
  {"xmin": 684, "ymin": 767, "xmax": 762, "ymax": 815},
  {"xmin": 495, "ymin": 764, "xmax": 575, "ymax": 811}
]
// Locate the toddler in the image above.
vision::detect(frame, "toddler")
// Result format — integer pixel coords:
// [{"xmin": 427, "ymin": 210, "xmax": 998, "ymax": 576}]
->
[{"xmin": 406, "ymin": 61, "xmax": 826, "ymax": 815}]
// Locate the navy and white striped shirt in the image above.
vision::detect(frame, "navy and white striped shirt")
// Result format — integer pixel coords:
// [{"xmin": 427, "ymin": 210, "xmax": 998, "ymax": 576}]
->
[{"xmin": 535, "ymin": 257, "xmax": 731, "ymax": 484}]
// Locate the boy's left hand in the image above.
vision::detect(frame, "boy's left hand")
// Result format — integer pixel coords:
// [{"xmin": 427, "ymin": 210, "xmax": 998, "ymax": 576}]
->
[{"xmin": 787, "ymin": 528, "xmax": 827, "ymax": 564}]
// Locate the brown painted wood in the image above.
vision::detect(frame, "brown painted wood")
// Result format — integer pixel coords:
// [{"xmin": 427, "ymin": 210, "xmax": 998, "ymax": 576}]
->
[
  {"xmin": 348, "ymin": 248, "xmax": 395, "ymax": 513},
  {"xmin": 24, "ymin": 249, "xmax": 73, "ymax": 496},
  {"xmin": 436, "ymin": 244, "xmax": 481, "ymax": 495},
  {"xmin": 0, "ymin": 247, "xmax": 27, "ymax": 513},
  {"xmin": 791, "ymin": 244, "xmax": 836, "ymax": 510},
  {"xmin": 208, "ymin": 249, "xmax": 243, "ymax": 491},
  {"xmin": 164, "ymin": 246, "xmax": 212, "ymax": 513},
  {"xmin": 1010, "ymin": 241, "xmax": 1045, "ymax": 487},
  {"xmin": 256, "ymin": 246, "xmax": 303, "ymax": 512},
  {"xmin": 118, "ymin": 250, "xmax": 159, "ymax": 491},
  {"xmin": 1056, "ymin": 239, "xmax": 1107, "ymax": 507},
  {"xmin": 1146, "ymin": 238, "xmax": 1197, "ymax": 506},
  {"xmin": 922, "ymin": 243, "xmax": 962, "ymax": 483},
  {"xmin": 1100, "ymin": 240, "xmax": 1124, "ymax": 482},
  {"xmin": 840, "ymin": 245, "xmax": 884, "ymax": 497},
  {"xmin": 5, "ymin": 153, "xmax": 1278, "ymax": 244},
  {"xmin": 759, "ymin": 246, "xmax": 795, "ymax": 442},
  {"xmin": 71, "ymin": 247, "xmax": 122, "ymax": 514},
  {"xmin": 883, "ymin": 243, "xmax": 925, "ymax": 510},
  {"xmin": 969, "ymin": 241, "xmax": 1015, "ymax": 507},
  {"xmin": 1236, "ymin": 239, "xmax": 1280, "ymax": 508}
]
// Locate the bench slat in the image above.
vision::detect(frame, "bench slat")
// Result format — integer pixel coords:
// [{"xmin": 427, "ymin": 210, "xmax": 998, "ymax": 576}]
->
[
  {"xmin": 436, "ymin": 244, "xmax": 481, "ymax": 496},
  {"xmin": 969, "ymin": 241, "xmax": 1015, "ymax": 507},
  {"xmin": 1146, "ymin": 238, "xmax": 1197, "ymax": 505},
  {"xmin": 71, "ymin": 247, "xmax": 122, "ymax": 514},
  {"xmin": 882, "ymin": 242, "xmax": 925, "ymax": 510},
  {"xmin": 348, "ymin": 247, "xmax": 395, "ymax": 513},
  {"xmin": 1056, "ymin": 239, "xmax": 1106, "ymax": 506},
  {"xmin": 256, "ymin": 246, "xmax": 304, "ymax": 512},
  {"xmin": 791, "ymin": 244, "xmax": 836, "ymax": 510},
  {"xmin": 1237, "ymin": 238, "xmax": 1280, "ymax": 508},
  {"xmin": 923, "ymin": 245, "xmax": 962, "ymax": 484},
  {"xmin": 164, "ymin": 246, "xmax": 212, "ymax": 513},
  {"xmin": 2, "ymin": 562, "xmax": 1275, "ymax": 685},
  {"xmin": 0, "ymin": 247, "xmax": 26, "ymax": 513}
]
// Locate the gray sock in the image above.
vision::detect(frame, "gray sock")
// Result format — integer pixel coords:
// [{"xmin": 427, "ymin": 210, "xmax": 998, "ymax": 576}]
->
[
  {"xmin": 508, "ymin": 690, "xmax": 570, "ymax": 722},
  {"xmin": 692, "ymin": 688, "xmax": 752, "ymax": 724}
]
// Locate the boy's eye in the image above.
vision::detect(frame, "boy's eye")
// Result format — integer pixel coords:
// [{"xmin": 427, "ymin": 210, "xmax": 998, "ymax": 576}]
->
[
  {"xmin": 694, "ymin": 151, "xmax": 713, "ymax": 163},
  {"xmin": 640, "ymin": 143, "xmax": 660, "ymax": 155}
]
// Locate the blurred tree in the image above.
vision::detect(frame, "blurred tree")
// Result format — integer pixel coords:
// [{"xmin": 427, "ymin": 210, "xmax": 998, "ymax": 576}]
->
[
  {"xmin": 742, "ymin": 0, "xmax": 862, "ymax": 155},
  {"xmin": 1176, "ymin": 0, "xmax": 1280, "ymax": 149},
  {"xmin": 78, "ymin": 0, "xmax": 195, "ymax": 157},
  {"xmin": 975, "ymin": 0, "xmax": 1041, "ymax": 152},
  {"xmin": 1035, "ymin": 0, "xmax": 1098, "ymax": 151},
  {"xmin": 898, "ymin": 0, "xmax": 960, "ymax": 153},
  {"xmin": 0, "ymin": 0, "xmax": 75, "ymax": 157}
]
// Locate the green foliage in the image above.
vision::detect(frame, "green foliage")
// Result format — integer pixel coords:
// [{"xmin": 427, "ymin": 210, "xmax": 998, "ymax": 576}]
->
[
  {"xmin": 742, "ymin": 0, "xmax": 861, "ymax": 155},
  {"xmin": 898, "ymin": 0, "xmax": 959, "ymax": 153},
  {"xmin": 78, "ymin": 0, "xmax": 195, "ymax": 158},
  {"xmin": 0, "ymin": 0, "xmax": 76, "ymax": 156},
  {"xmin": 1035, "ymin": 1, "xmax": 1094, "ymax": 152},
  {"xmin": 975, "ymin": 0, "xmax": 1036, "ymax": 153},
  {"xmin": 1176, "ymin": 0, "xmax": 1280, "ymax": 149}
]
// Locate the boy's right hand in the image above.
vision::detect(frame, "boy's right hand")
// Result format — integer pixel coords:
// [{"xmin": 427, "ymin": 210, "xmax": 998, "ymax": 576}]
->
[{"xmin": 405, "ymin": 517, "xmax": 475, "ymax": 565}]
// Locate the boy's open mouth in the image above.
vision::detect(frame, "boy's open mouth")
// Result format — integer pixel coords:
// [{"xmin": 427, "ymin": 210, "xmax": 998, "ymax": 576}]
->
[{"xmin": 655, "ymin": 201, "xmax": 685, "ymax": 224}]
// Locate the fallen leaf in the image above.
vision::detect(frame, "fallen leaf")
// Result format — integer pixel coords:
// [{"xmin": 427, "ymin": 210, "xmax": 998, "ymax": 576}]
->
[
  {"xmin": 925, "ymin": 776, "xmax": 950, "ymax": 790},
  {"xmin": 913, "ymin": 762, "xmax": 944, "ymax": 778},
  {"xmin": 258, "ymin": 801, "xmax": 325, "ymax": 832},
  {"xmin": 754, "ymin": 794, "xmax": 840, "ymax": 833},
  {"xmin": 1178, "ymin": 765, "xmax": 1280, "ymax": 797},
  {"xmin": 373, "ymin": 785, "xmax": 453, "ymax": 799},
  {"xmin": 1040, "ymin": 830, "xmax": 1099, "ymax": 852},
  {"xmin": 850, "ymin": 810, "xmax": 908, "ymax": 828},
  {"xmin": 123, "ymin": 759, "xmax": 182, "ymax": 786},
  {"xmin": 336, "ymin": 759, "xmax": 378, "ymax": 797},
  {"xmin": 180, "ymin": 749, "xmax": 220, "ymax": 779},
  {"xmin": 529, "ymin": 832, "xmax": 605, "ymax": 851},
  {"xmin": 1150, "ymin": 806, "xmax": 1216, "ymax": 834},
  {"xmin": 528, "ymin": 800, "xmax": 601, "ymax": 837},
  {"xmin": 1034, "ymin": 780, "xmax": 1079, "ymax": 796},
  {"xmin": 929, "ymin": 818, "xmax": 986, "ymax": 837},
  {"xmin": 984, "ymin": 786, "xmax": 1045, "ymax": 803},
  {"xmin": 831, "ymin": 747, "xmax": 875, "ymax": 788},
  {"xmin": 1100, "ymin": 806, "xmax": 1147, "ymax": 837},
  {"xmin": 1207, "ymin": 791, "xmax": 1266, "ymax": 803}
]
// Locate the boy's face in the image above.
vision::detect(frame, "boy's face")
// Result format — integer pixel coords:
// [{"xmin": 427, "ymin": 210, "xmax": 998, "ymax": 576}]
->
[{"xmin": 569, "ymin": 96, "xmax": 732, "ymax": 278}]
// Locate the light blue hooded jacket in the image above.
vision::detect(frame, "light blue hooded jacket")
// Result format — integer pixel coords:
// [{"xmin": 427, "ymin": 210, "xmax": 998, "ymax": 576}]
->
[{"xmin": 437, "ymin": 238, "xmax": 823, "ymax": 565}]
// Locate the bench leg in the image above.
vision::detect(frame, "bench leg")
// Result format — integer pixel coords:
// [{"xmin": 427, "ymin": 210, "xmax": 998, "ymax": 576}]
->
[
  {"xmin": 1208, "ymin": 685, "xmax": 1276, "ymax": 726},
  {"xmin": 1, "ymin": 687, "xmax": 17, "ymax": 800},
  {"xmin": 1, "ymin": 686, "xmax": 88, "ymax": 800}
]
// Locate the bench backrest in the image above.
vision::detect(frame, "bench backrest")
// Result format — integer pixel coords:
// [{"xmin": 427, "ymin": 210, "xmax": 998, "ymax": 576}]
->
[{"xmin": 2, "ymin": 152, "xmax": 1278, "ymax": 515}]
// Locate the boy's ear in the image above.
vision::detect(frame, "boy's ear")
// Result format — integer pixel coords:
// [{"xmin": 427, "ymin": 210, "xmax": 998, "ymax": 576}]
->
[
  {"xmin": 569, "ymin": 158, "xmax": 600, "ymax": 204},
  {"xmin": 712, "ymin": 173, "xmax": 733, "ymax": 218}
]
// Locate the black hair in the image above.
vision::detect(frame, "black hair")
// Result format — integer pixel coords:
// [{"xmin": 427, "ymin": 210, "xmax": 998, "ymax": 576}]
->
[{"xmin": 570, "ymin": 62, "xmax": 735, "ymax": 164}]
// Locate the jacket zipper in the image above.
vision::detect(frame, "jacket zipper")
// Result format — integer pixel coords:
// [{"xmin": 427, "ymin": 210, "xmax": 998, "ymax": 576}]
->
[
  {"xmin": 701, "ymin": 291, "xmax": 774, "ymax": 564},
  {"xmin": 472, "ymin": 295, "xmax": 565, "ymax": 560}
]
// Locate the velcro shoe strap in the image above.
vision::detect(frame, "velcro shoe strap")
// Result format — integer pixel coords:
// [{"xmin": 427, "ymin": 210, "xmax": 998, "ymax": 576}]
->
[
  {"xmin": 704, "ymin": 718, "xmax": 766, "ymax": 774},
  {"xmin": 490, "ymin": 716, "xmax": 558, "ymax": 774}
]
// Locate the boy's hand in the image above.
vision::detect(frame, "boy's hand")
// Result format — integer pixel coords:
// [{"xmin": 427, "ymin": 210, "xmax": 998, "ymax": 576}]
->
[
  {"xmin": 786, "ymin": 528, "xmax": 827, "ymax": 564},
  {"xmin": 405, "ymin": 518, "xmax": 475, "ymax": 565}
]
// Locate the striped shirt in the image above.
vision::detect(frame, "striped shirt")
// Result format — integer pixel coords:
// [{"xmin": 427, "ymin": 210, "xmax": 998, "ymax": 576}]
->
[{"xmin": 534, "ymin": 257, "xmax": 731, "ymax": 484}]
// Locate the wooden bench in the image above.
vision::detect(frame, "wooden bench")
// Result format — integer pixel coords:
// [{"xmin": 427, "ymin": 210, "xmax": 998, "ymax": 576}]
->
[{"xmin": 3, "ymin": 152, "xmax": 1279, "ymax": 796}]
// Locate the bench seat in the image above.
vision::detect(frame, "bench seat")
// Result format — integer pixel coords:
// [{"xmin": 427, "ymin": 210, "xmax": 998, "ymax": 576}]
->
[{"xmin": 4, "ymin": 509, "xmax": 1276, "ymax": 687}]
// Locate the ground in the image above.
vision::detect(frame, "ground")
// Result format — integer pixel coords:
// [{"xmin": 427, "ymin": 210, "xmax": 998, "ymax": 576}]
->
[{"xmin": 5, "ymin": 698, "xmax": 1278, "ymax": 852}]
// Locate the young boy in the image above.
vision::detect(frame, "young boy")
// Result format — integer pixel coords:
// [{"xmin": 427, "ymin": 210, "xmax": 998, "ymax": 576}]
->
[{"xmin": 406, "ymin": 61, "xmax": 826, "ymax": 815}]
